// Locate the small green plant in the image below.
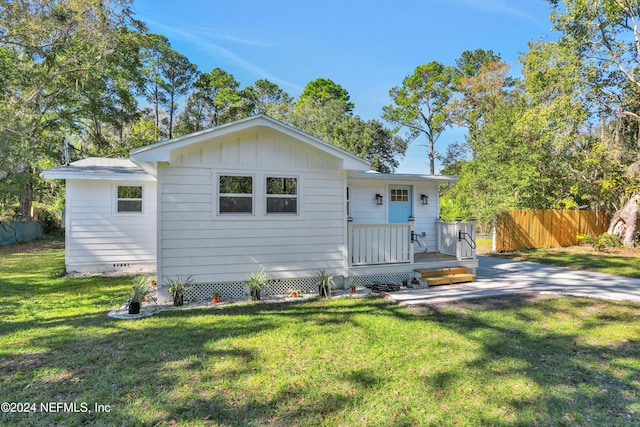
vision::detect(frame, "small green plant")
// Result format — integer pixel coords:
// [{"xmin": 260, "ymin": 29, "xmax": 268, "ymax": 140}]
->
[
  {"xmin": 168, "ymin": 275, "xmax": 193, "ymax": 306},
  {"xmin": 127, "ymin": 276, "xmax": 154, "ymax": 304},
  {"xmin": 211, "ymin": 291, "xmax": 222, "ymax": 303},
  {"xmin": 288, "ymin": 289, "xmax": 303, "ymax": 298},
  {"xmin": 125, "ymin": 276, "xmax": 155, "ymax": 314},
  {"xmin": 316, "ymin": 269, "xmax": 334, "ymax": 298},
  {"xmin": 579, "ymin": 233, "xmax": 622, "ymax": 251},
  {"xmin": 247, "ymin": 267, "xmax": 269, "ymax": 301}
]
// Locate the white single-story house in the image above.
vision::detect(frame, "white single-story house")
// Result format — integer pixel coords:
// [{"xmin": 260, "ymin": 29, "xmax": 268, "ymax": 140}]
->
[{"xmin": 44, "ymin": 115, "xmax": 477, "ymax": 302}]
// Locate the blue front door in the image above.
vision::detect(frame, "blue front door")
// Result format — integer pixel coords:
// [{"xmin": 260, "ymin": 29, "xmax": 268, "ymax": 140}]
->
[{"xmin": 388, "ymin": 185, "xmax": 412, "ymax": 223}]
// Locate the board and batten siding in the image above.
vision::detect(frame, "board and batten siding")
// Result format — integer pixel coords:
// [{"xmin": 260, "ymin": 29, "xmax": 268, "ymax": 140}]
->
[
  {"xmin": 65, "ymin": 179, "xmax": 157, "ymax": 273},
  {"xmin": 158, "ymin": 127, "xmax": 348, "ymax": 285},
  {"xmin": 347, "ymin": 178, "xmax": 440, "ymax": 251}
]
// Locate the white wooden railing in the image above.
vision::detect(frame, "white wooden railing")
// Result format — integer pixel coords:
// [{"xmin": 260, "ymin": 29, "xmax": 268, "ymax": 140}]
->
[
  {"xmin": 348, "ymin": 223, "xmax": 413, "ymax": 266},
  {"xmin": 437, "ymin": 220, "xmax": 477, "ymax": 260}
]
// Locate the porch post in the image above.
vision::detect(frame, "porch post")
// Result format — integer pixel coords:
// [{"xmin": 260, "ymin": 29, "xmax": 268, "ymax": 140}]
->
[
  {"xmin": 408, "ymin": 217, "xmax": 415, "ymax": 264},
  {"xmin": 347, "ymin": 217, "xmax": 353, "ymax": 268},
  {"xmin": 436, "ymin": 220, "xmax": 442, "ymax": 253},
  {"xmin": 456, "ymin": 218, "xmax": 462, "ymax": 261}
]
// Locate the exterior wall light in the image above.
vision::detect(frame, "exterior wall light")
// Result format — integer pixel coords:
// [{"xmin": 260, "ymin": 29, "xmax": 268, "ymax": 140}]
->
[
  {"xmin": 421, "ymin": 194, "xmax": 429, "ymax": 205},
  {"xmin": 375, "ymin": 194, "xmax": 383, "ymax": 205}
]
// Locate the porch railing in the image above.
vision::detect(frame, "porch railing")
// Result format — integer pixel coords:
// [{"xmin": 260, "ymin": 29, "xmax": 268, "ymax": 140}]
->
[
  {"xmin": 437, "ymin": 220, "xmax": 477, "ymax": 260},
  {"xmin": 347, "ymin": 220, "xmax": 477, "ymax": 267},
  {"xmin": 348, "ymin": 223, "xmax": 413, "ymax": 266}
]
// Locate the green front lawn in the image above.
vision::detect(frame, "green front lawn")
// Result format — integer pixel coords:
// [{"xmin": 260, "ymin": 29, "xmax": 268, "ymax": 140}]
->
[{"xmin": 2, "ymin": 239, "xmax": 640, "ymax": 426}]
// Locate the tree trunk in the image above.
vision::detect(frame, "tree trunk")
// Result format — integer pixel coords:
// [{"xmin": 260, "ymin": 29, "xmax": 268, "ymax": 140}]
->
[
  {"xmin": 19, "ymin": 176, "xmax": 33, "ymax": 219},
  {"xmin": 607, "ymin": 192, "xmax": 640, "ymax": 247}
]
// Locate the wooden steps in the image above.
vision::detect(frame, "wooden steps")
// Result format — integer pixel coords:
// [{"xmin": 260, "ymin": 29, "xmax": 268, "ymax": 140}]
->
[{"xmin": 414, "ymin": 267, "xmax": 476, "ymax": 287}]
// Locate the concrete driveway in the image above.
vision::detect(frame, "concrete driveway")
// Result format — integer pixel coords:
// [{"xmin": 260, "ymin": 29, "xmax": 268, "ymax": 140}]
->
[{"xmin": 384, "ymin": 256, "xmax": 640, "ymax": 306}]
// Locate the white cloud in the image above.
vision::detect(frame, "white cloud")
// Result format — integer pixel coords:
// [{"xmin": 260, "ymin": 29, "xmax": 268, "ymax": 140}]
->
[
  {"xmin": 148, "ymin": 20, "xmax": 303, "ymax": 92},
  {"xmin": 444, "ymin": 0, "xmax": 535, "ymax": 21}
]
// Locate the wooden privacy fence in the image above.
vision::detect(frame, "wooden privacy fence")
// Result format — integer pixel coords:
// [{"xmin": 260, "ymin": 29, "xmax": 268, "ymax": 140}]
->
[{"xmin": 495, "ymin": 210, "xmax": 608, "ymax": 252}]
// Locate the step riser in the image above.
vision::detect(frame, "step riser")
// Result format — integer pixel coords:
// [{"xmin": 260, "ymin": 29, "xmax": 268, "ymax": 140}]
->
[
  {"xmin": 425, "ymin": 274, "xmax": 476, "ymax": 286},
  {"xmin": 416, "ymin": 267, "xmax": 469, "ymax": 278},
  {"xmin": 414, "ymin": 266, "xmax": 476, "ymax": 287}
]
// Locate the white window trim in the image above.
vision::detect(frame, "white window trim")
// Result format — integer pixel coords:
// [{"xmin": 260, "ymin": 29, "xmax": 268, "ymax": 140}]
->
[
  {"xmin": 113, "ymin": 184, "xmax": 144, "ymax": 216},
  {"xmin": 216, "ymin": 173, "xmax": 255, "ymax": 216},
  {"xmin": 265, "ymin": 175, "xmax": 300, "ymax": 216}
]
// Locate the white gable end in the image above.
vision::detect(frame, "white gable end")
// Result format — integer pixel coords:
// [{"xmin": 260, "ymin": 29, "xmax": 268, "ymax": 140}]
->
[
  {"xmin": 167, "ymin": 127, "xmax": 343, "ymax": 171},
  {"xmin": 131, "ymin": 115, "xmax": 370, "ymax": 173}
]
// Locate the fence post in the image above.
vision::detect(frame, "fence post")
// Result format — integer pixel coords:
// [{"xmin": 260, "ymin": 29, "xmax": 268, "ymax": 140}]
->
[{"xmin": 492, "ymin": 218, "xmax": 497, "ymax": 252}]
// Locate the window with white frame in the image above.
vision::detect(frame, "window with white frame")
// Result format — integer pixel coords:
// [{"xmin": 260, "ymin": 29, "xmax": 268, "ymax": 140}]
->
[
  {"xmin": 266, "ymin": 177, "xmax": 298, "ymax": 214},
  {"xmin": 117, "ymin": 186, "xmax": 143, "ymax": 213},
  {"xmin": 219, "ymin": 175, "xmax": 253, "ymax": 214}
]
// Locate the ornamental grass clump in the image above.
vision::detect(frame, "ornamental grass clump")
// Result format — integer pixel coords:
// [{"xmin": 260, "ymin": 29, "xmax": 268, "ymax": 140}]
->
[
  {"xmin": 168, "ymin": 275, "xmax": 193, "ymax": 306},
  {"xmin": 247, "ymin": 267, "xmax": 269, "ymax": 301},
  {"xmin": 126, "ymin": 276, "xmax": 155, "ymax": 314},
  {"xmin": 316, "ymin": 269, "xmax": 334, "ymax": 298}
]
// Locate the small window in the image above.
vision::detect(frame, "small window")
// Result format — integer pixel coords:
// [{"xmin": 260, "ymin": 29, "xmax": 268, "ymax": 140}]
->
[
  {"xmin": 266, "ymin": 177, "xmax": 298, "ymax": 214},
  {"xmin": 117, "ymin": 186, "xmax": 143, "ymax": 212},
  {"xmin": 219, "ymin": 175, "xmax": 253, "ymax": 214},
  {"xmin": 390, "ymin": 188, "xmax": 409, "ymax": 202}
]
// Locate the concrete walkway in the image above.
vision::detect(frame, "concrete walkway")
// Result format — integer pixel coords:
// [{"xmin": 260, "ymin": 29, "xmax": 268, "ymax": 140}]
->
[{"xmin": 384, "ymin": 256, "xmax": 640, "ymax": 306}]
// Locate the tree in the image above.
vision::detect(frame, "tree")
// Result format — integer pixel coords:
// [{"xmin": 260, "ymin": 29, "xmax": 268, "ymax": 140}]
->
[
  {"xmin": 296, "ymin": 78, "xmax": 354, "ymax": 113},
  {"xmin": 242, "ymin": 79, "xmax": 293, "ymax": 119},
  {"xmin": 450, "ymin": 50, "xmax": 508, "ymax": 158},
  {"xmin": 290, "ymin": 100, "xmax": 406, "ymax": 173},
  {"xmin": 382, "ymin": 62, "xmax": 455, "ymax": 175},
  {"xmin": 542, "ymin": 0, "xmax": 640, "ymax": 246},
  {"xmin": 174, "ymin": 93, "xmax": 208, "ymax": 135},
  {"xmin": 139, "ymin": 34, "xmax": 198, "ymax": 140},
  {"xmin": 140, "ymin": 34, "xmax": 169, "ymax": 139},
  {"xmin": 158, "ymin": 48, "xmax": 198, "ymax": 139},
  {"xmin": 193, "ymin": 68, "xmax": 242, "ymax": 127},
  {"xmin": 63, "ymin": 28, "xmax": 147, "ymax": 156},
  {"xmin": 0, "ymin": 0, "xmax": 144, "ymax": 218}
]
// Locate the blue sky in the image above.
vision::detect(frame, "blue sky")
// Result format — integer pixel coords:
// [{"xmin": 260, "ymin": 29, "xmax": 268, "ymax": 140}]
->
[{"xmin": 132, "ymin": 0, "xmax": 555, "ymax": 174}]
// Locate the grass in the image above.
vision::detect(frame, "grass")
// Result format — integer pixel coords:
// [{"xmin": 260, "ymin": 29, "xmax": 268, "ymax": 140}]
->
[
  {"xmin": 490, "ymin": 244, "xmax": 640, "ymax": 279},
  {"xmin": 2, "ymin": 238, "xmax": 640, "ymax": 426}
]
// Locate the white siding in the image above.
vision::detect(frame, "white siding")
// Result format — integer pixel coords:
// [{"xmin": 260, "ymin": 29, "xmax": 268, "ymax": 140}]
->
[
  {"xmin": 158, "ymin": 127, "xmax": 348, "ymax": 284},
  {"xmin": 347, "ymin": 178, "xmax": 440, "ymax": 251},
  {"xmin": 65, "ymin": 179, "xmax": 157, "ymax": 273}
]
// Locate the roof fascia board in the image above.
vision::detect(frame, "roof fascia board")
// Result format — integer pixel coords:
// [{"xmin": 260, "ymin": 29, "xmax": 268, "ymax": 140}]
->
[
  {"xmin": 348, "ymin": 172, "xmax": 458, "ymax": 183},
  {"xmin": 42, "ymin": 170, "xmax": 156, "ymax": 181}
]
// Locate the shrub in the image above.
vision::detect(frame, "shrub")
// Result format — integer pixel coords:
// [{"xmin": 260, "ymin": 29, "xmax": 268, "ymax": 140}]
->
[{"xmin": 579, "ymin": 233, "xmax": 622, "ymax": 251}]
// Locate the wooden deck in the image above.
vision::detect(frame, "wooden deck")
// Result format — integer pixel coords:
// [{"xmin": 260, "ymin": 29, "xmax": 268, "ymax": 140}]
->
[{"xmin": 413, "ymin": 251, "xmax": 458, "ymax": 263}]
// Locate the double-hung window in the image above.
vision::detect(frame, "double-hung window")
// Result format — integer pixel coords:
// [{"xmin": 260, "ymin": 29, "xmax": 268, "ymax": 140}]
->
[
  {"xmin": 266, "ymin": 177, "xmax": 298, "ymax": 214},
  {"xmin": 219, "ymin": 175, "xmax": 253, "ymax": 214},
  {"xmin": 117, "ymin": 186, "xmax": 143, "ymax": 213}
]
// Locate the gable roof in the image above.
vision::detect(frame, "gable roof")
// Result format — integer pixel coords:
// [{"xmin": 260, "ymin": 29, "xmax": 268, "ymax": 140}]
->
[
  {"xmin": 130, "ymin": 114, "xmax": 371, "ymax": 171},
  {"xmin": 42, "ymin": 158, "xmax": 155, "ymax": 181}
]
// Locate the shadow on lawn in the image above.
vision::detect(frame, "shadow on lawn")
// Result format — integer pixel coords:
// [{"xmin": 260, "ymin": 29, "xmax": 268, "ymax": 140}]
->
[
  {"xmin": 2, "ymin": 290, "xmax": 640, "ymax": 425},
  {"xmin": 417, "ymin": 296, "xmax": 640, "ymax": 425},
  {"xmin": 495, "ymin": 250, "xmax": 640, "ymax": 278}
]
